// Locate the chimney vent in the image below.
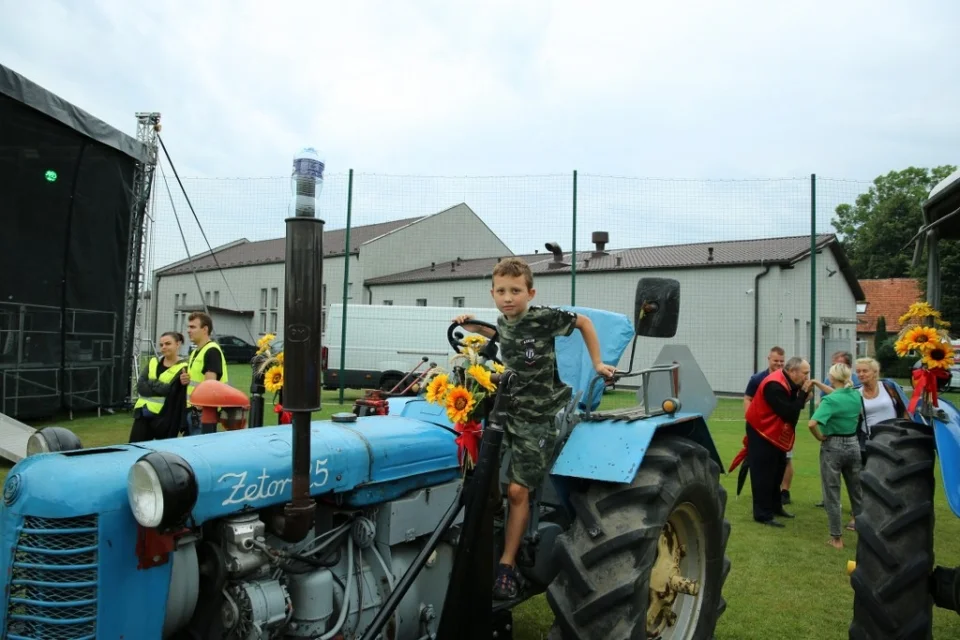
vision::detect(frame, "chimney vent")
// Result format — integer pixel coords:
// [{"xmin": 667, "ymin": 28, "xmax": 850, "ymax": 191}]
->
[
  {"xmin": 591, "ymin": 231, "xmax": 610, "ymax": 257},
  {"xmin": 707, "ymin": 247, "xmax": 714, "ymax": 262},
  {"xmin": 431, "ymin": 262, "xmax": 435, "ymax": 271},
  {"xmin": 544, "ymin": 242, "xmax": 568, "ymax": 269}
]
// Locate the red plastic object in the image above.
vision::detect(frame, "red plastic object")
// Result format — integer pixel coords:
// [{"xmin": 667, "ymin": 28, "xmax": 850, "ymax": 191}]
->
[{"xmin": 191, "ymin": 380, "xmax": 251, "ymax": 431}]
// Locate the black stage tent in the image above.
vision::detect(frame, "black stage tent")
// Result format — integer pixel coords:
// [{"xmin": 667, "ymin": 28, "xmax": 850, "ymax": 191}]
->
[{"xmin": 0, "ymin": 63, "xmax": 150, "ymax": 419}]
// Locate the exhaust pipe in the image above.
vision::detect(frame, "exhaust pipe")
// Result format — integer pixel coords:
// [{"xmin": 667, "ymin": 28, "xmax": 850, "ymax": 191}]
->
[{"xmin": 271, "ymin": 148, "xmax": 325, "ymax": 542}]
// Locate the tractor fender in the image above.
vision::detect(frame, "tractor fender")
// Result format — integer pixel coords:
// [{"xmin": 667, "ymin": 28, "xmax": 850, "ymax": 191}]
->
[
  {"xmin": 930, "ymin": 398, "xmax": 960, "ymax": 518},
  {"xmin": 885, "ymin": 378, "xmax": 960, "ymax": 518},
  {"xmin": 550, "ymin": 412, "xmax": 723, "ymax": 484}
]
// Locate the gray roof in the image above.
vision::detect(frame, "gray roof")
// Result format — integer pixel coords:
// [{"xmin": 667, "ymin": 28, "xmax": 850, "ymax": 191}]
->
[
  {"xmin": 366, "ymin": 233, "xmax": 865, "ymax": 300},
  {"xmin": 157, "ymin": 217, "xmax": 424, "ymax": 276}
]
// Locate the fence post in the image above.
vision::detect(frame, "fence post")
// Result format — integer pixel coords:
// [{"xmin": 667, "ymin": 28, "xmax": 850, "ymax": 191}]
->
[
  {"xmin": 809, "ymin": 173, "xmax": 817, "ymax": 415},
  {"xmin": 571, "ymin": 169, "xmax": 577, "ymax": 306},
  {"xmin": 338, "ymin": 169, "xmax": 353, "ymax": 405}
]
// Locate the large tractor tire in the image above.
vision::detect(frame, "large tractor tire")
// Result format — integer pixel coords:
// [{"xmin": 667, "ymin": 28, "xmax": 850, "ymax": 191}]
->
[
  {"xmin": 849, "ymin": 418, "xmax": 936, "ymax": 640},
  {"xmin": 545, "ymin": 432, "xmax": 730, "ymax": 640}
]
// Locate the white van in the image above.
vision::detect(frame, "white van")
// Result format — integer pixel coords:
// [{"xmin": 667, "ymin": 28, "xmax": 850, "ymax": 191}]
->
[{"xmin": 322, "ymin": 303, "xmax": 501, "ymax": 392}]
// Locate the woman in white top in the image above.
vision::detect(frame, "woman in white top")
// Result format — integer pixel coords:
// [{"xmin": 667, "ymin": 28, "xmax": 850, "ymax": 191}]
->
[{"xmin": 854, "ymin": 357, "xmax": 907, "ymax": 455}]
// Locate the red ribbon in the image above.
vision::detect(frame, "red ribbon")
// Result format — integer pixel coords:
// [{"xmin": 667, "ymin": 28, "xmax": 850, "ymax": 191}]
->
[
  {"xmin": 454, "ymin": 420, "xmax": 482, "ymax": 466},
  {"xmin": 908, "ymin": 368, "xmax": 949, "ymax": 413},
  {"xmin": 274, "ymin": 403, "xmax": 293, "ymax": 425}
]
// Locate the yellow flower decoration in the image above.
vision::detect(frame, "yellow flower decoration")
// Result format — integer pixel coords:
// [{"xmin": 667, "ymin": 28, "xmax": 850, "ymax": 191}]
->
[
  {"xmin": 426, "ymin": 374, "xmax": 451, "ymax": 404},
  {"xmin": 922, "ymin": 341, "xmax": 955, "ymax": 370},
  {"xmin": 899, "ymin": 302, "xmax": 950, "ymax": 328},
  {"xmin": 276, "ymin": 351, "xmax": 284, "ymax": 366},
  {"xmin": 468, "ymin": 364, "xmax": 496, "ymax": 392},
  {"xmin": 463, "ymin": 335, "xmax": 487, "ymax": 349},
  {"xmin": 257, "ymin": 333, "xmax": 276, "ymax": 354},
  {"xmin": 445, "ymin": 387, "xmax": 476, "ymax": 424},
  {"xmin": 490, "ymin": 362, "xmax": 505, "ymax": 374},
  {"xmin": 264, "ymin": 365, "xmax": 284, "ymax": 393}
]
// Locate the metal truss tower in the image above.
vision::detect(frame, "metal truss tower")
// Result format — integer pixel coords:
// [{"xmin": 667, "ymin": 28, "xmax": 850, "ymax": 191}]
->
[{"xmin": 121, "ymin": 112, "xmax": 161, "ymax": 405}]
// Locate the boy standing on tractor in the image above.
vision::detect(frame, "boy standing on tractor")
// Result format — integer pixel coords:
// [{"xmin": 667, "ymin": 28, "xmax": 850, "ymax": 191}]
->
[{"xmin": 454, "ymin": 257, "xmax": 616, "ymax": 600}]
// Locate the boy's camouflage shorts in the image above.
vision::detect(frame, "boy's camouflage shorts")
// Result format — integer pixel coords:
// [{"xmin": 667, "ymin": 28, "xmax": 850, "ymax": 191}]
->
[{"xmin": 504, "ymin": 419, "xmax": 559, "ymax": 490}]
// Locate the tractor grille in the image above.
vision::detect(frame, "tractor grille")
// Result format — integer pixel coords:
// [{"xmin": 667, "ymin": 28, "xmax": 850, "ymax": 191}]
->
[{"xmin": 5, "ymin": 515, "xmax": 98, "ymax": 640}]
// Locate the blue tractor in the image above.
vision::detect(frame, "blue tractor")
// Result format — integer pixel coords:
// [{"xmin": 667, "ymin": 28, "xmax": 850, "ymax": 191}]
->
[
  {"xmin": 848, "ymin": 168, "xmax": 960, "ymax": 638},
  {"xmin": 1, "ymin": 203, "xmax": 730, "ymax": 639}
]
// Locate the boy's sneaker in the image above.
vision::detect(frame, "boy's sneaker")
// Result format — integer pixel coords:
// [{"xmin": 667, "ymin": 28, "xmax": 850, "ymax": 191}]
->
[
  {"xmin": 493, "ymin": 563, "xmax": 519, "ymax": 600},
  {"xmin": 781, "ymin": 490, "xmax": 791, "ymax": 505}
]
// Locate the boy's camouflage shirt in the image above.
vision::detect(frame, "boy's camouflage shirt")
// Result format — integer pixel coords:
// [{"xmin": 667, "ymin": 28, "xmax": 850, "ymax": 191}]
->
[{"xmin": 496, "ymin": 305, "xmax": 578, "ymax": 423}]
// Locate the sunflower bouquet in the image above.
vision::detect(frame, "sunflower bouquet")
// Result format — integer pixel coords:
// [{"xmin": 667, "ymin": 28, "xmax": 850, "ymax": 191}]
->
[
  {"xmin": 422, "ymin": 335, "xmax": 505, "ymax": 469},
  {"xmin": 254, "ymin": 333, "xmax": 290, "ymax": 423},
  {"xmin": 894, "ymin": 301, "xmax": 954, "ymax": 412}
]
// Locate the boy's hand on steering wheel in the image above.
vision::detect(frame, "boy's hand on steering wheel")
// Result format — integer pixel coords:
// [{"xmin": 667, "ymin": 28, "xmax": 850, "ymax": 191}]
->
[
  {"xmin": 595, "ymin": 362, "xmax": 617, "ymax": 379},
  {"xmin": 452, "ymin": 314, "xmax": 474, "ymax": 324}
]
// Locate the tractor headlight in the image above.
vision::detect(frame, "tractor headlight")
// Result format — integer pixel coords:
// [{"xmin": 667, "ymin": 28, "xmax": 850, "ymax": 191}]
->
[
  {"xmin": 26, "ymin": 427, "xmax": 82, "ymax": 457},
  {"xmin": 128, "ymin": 452, "xmax": 198, "ymax": 531}
]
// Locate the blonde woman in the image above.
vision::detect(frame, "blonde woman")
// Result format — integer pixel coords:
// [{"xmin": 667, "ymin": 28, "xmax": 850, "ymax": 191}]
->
[
  {"xmin": 855, "ymin": 357, "xmax": 907, "ymax": 443},
  {"xmin": 808, "ymin": 362, "xmax": 864, "ymax": 549}
]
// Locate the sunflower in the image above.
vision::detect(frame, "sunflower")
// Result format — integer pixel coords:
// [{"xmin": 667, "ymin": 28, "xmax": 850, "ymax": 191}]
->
[
  {"xmin": 264, "ymin": 365, "xmax": 284, "ymax": 393},
  {"xmin": 276, "ymin": 351, "xmax": 284, "ymax": 366},
  {"xmin": 468, "ymin": 364, "xmax": 497, "ymax": 392},
  {"xmin": 426, "ymin": 374, "xmax": 451, "ymax": 404},
  {"xmin": 899, "ymin": 326, "xmax": 941, "ymax": 354},
  {"xmin": 922, "ymin": 341, "xmax": 956, "ymax": 370},
  {"xmin": 445, "ymin": 386, "xmax": 476, "ymax": 424}
]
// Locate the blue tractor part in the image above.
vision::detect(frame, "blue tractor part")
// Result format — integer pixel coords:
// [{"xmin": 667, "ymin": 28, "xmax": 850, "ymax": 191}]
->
[
  {"xmin": 849, "ymin": 168, "xmax": 960, "ymax": 638},
  {"xmin": 0, "ymin": 218, "xmax": 730, "ymax": 638}
]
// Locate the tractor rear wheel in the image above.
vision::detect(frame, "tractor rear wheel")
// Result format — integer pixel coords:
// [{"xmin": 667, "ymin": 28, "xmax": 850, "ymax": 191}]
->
[
  {"xmin": 849, "ymin": 419, "xmax": 936, "ymax": 640},
  {"xmin": 545, "ymin": 432, "xmax": 730, "ymax": 640}
]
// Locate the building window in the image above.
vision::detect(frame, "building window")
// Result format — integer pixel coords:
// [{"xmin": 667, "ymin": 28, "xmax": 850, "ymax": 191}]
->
[
  {"xmin": 453, "ymin": 297, "xmax": 465, "ymax": 307},
  {"xmin": 271, "ymin": 287, "xmax": 279, "ymax": 309},
  {"xmin": 174, "ymin": 293, "xmax": 180, "ymax": 308},
  {"xmin": 416, "ymin": 299, "xmax": 427, "ymax": 307},
  {"xmin": 260, "ymin": 288, "xmax": 268, "ymax": 309},
  {"xmin": 270, "ymin": 312, "xmax": 278, "ymax": 333},
  {"xmin": 214, "ymin": 291, "xmax": 220, "ymax": 306},
  {"xmin": 205, "ymin": 291, "xmax": 211, "ymax": 305},
  {"xmin": 856, "ymin": 302, "xmax": 867, "ymax": 314},
  {"xmin": 260, "ymin": 313, "xmax": 267, "ymax": 332},
  {"xmin": 383, "ymin": 300, "xmax": 393, "ymax": 305}
]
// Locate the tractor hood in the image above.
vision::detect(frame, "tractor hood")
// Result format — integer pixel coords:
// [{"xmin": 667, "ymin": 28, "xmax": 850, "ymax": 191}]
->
[{"xmin": 1, "ymin": 416, "xmax": 460, "ymax": 524}]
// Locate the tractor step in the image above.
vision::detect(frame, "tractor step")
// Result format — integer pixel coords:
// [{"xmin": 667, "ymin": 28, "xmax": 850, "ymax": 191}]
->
[
  {"xmin": 583, "ymin": 405, "xmax": 650, "ymax": 422},
  {"xmin": 931, "ymin": 566, "xmax": 960, "ymax": 613}
]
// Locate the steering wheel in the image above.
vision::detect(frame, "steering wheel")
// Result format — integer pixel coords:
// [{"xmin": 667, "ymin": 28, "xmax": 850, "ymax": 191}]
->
[{"xmin": 447, "ymin": 319, "xmax": 502, "ymax": 365}]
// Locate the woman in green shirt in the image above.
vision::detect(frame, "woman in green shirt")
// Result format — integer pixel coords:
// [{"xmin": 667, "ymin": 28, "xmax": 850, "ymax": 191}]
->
[{"xmin": 808, "ymin": 362, "xmax": 864, "ymax": 549}]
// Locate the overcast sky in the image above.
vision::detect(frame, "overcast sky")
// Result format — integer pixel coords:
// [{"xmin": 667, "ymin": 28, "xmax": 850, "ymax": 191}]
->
[{"xmin": 3, "ymin": 0, "xmax": 958, "ymax": 268}]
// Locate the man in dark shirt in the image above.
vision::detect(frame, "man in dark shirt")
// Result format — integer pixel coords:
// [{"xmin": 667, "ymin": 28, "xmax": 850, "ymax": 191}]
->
[{"xmin": 746, "ymin": 357, "xmax": 813, "ymax": 526}]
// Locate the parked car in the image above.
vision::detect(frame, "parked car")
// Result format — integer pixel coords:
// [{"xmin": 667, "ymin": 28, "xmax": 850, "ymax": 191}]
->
[{"xmin": 215, "ymin": 334, "xmax": 259, "ymax": 363}]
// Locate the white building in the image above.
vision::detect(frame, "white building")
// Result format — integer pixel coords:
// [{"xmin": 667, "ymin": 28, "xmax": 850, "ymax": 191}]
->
[
  {"xmin": 151, "ymin": 203, "xmax": 863, "ymax": 395},
  {"xmin": 149, "ymin": 203, "xmax": 511, "ymax": 347},
  {"xmin": 364, "ymin": 233, "xmax": 864, "ymax": 395}
]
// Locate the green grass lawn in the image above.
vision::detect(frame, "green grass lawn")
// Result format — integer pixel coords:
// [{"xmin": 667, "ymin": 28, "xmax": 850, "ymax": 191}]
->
[{"xmin": 3, "ymin": 366, "xmax": 960, "ymax": 638}]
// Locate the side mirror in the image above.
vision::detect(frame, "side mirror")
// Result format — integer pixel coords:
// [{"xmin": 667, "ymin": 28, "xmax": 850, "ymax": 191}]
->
[{"xmin": 634, "ymin": 277, "xmax": 680, "ymax": 338}]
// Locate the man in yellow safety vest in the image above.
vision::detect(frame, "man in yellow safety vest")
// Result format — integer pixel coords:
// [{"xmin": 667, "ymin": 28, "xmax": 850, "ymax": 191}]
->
[{"xmin": 179, "ymin": 311, "xmax": 229, "ymax": 435}]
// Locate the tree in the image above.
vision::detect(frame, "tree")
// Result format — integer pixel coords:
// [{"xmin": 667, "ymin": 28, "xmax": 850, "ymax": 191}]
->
[
  {"xmin": 832, "ymin": 165, "xmax": 960, "ymax": 328},
  {"xmin": 874, "ymin": 315, "xmax": 887, "ymax": 355}
]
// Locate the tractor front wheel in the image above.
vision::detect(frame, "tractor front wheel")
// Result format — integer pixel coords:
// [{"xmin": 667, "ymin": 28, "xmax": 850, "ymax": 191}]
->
[
  {"xmin": 849, "ymin": 418, "xmax": 936, "ymax": 639},
  {"xmin": 545, "ymin": 432, "xmax": 730, "ymax": 639}
]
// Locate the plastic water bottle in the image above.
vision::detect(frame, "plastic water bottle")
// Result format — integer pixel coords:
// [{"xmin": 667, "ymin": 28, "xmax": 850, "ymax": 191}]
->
[{"xmin": 291, "ymin": 147, "xmax": 325, "ymax": 217}]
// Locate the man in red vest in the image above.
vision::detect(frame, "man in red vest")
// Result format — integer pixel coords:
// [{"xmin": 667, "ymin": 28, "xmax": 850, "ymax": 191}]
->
[{"xmin": 738, "ymin": 356, "xmax": 813, "ymax": 526}]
